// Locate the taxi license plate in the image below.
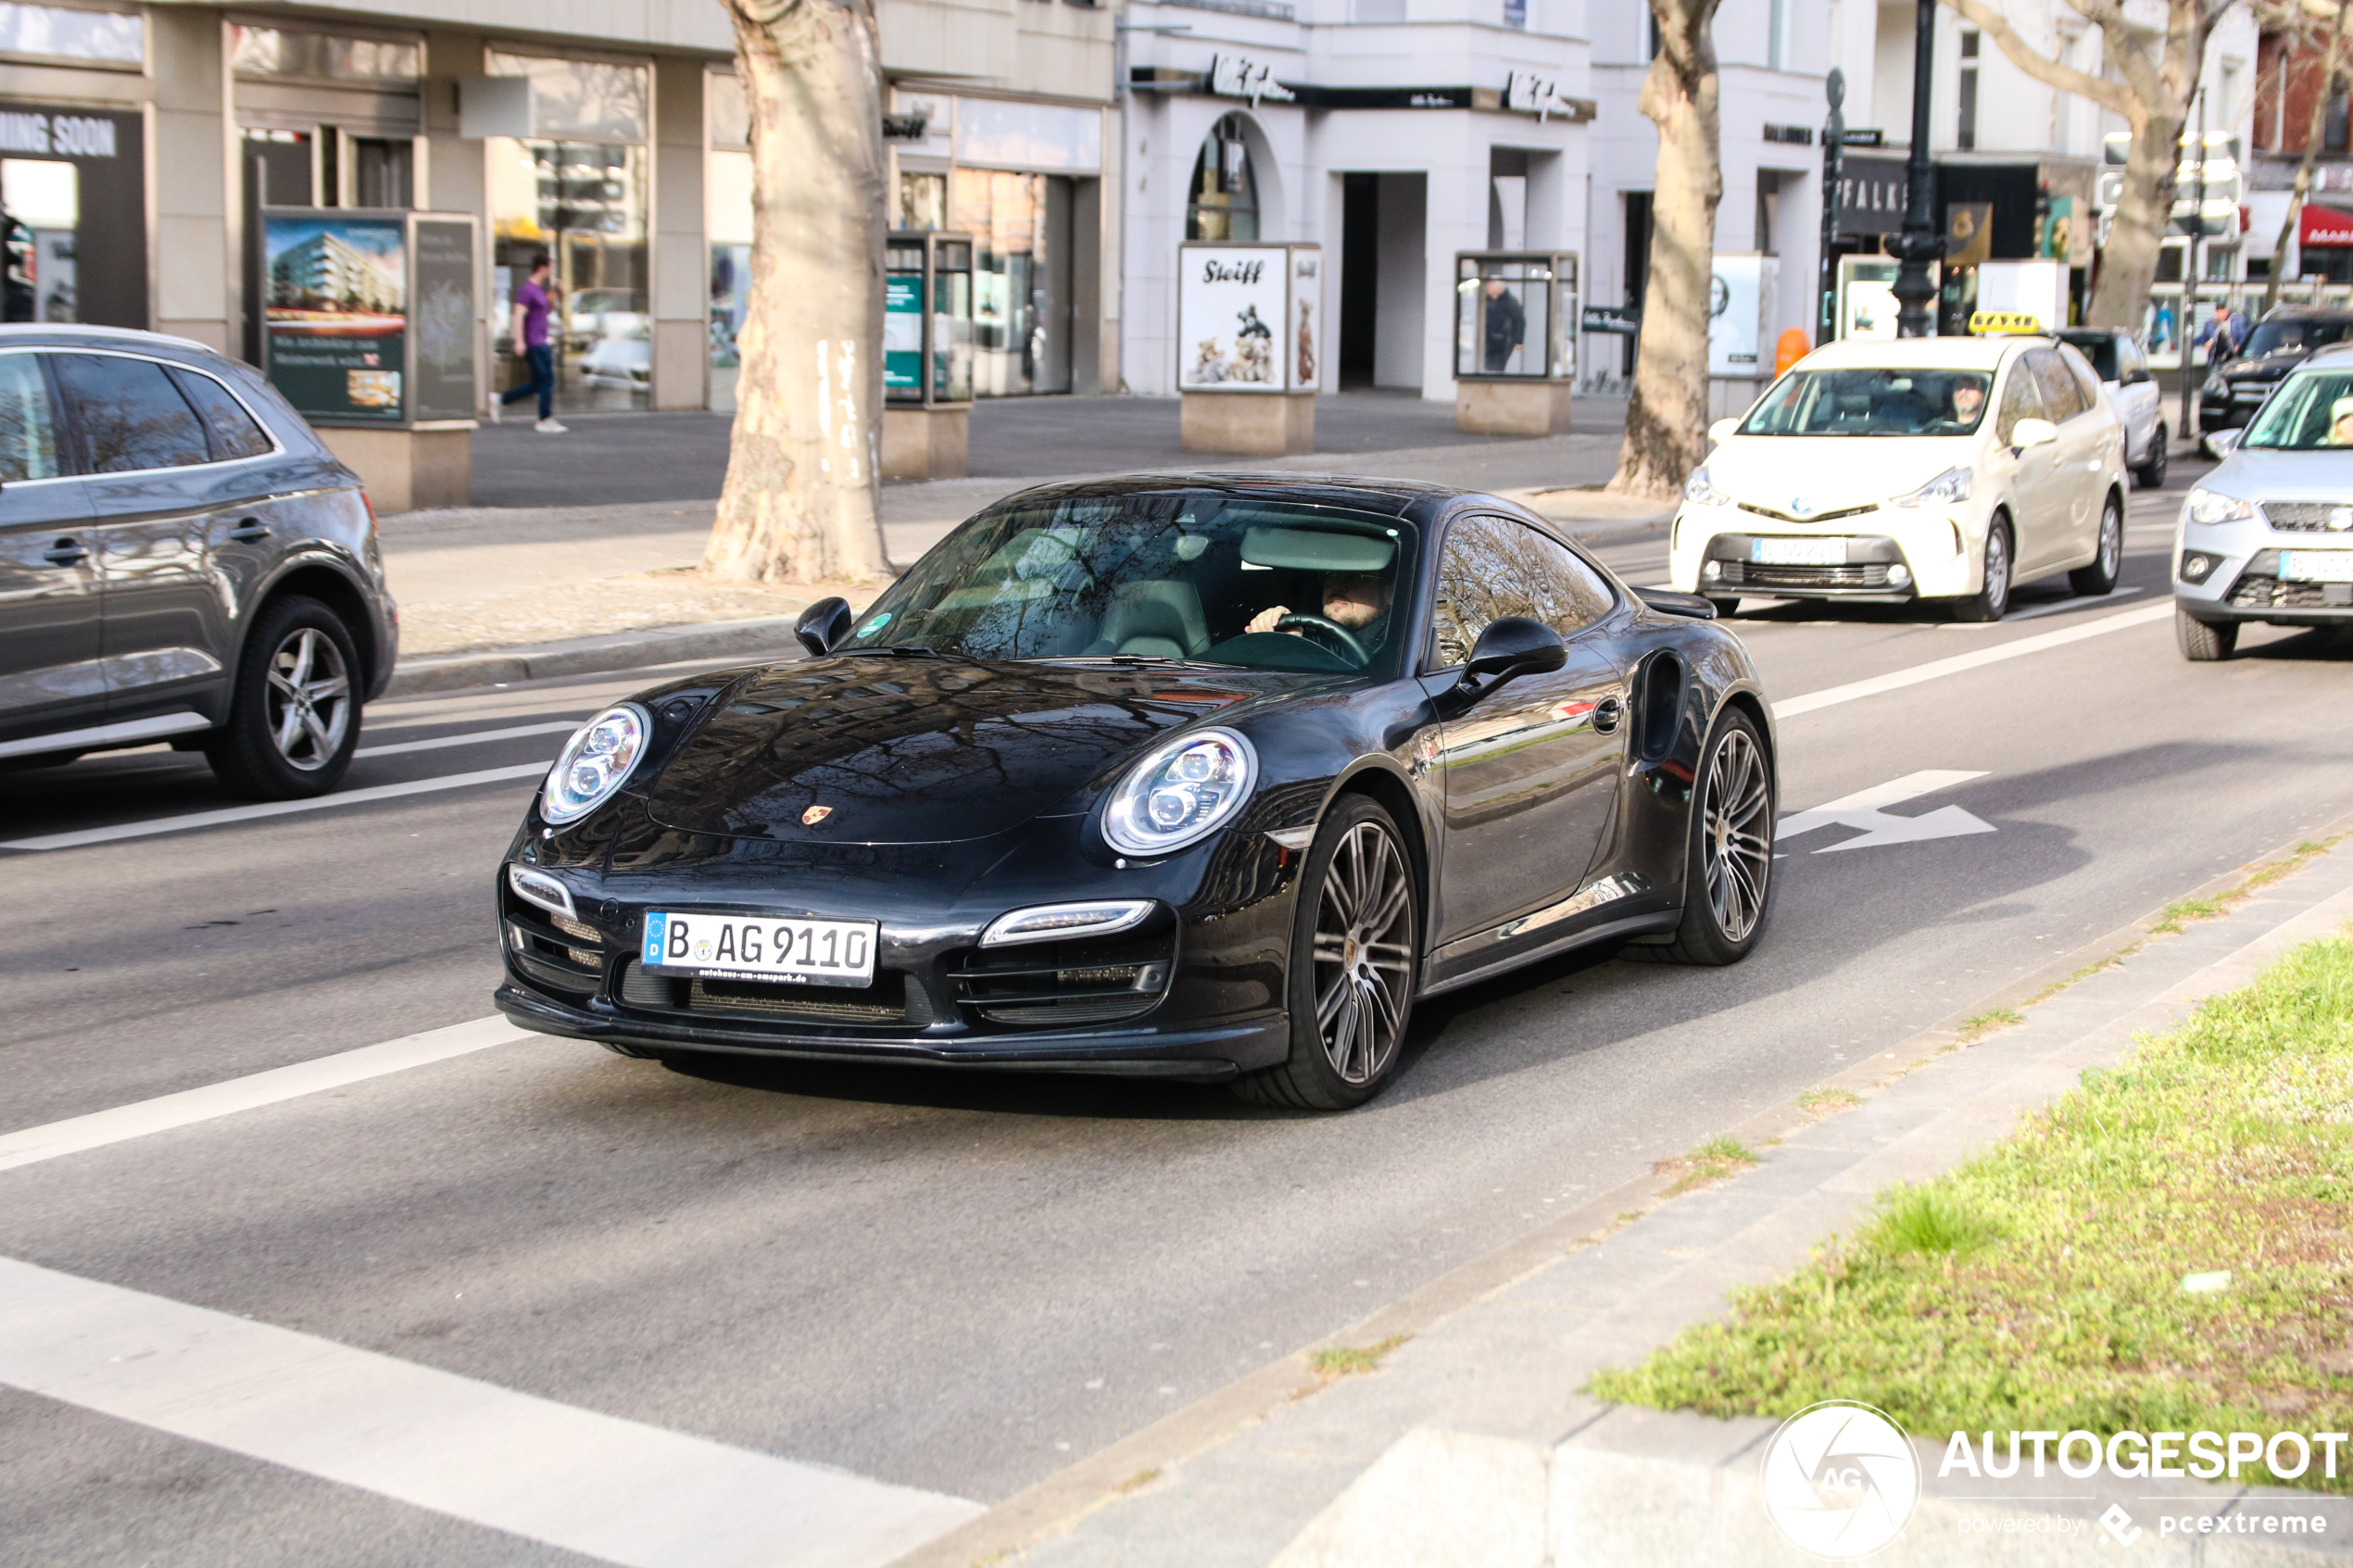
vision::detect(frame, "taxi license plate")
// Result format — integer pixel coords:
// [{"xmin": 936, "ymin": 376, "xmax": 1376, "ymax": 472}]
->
[
  {"xmin": 1752, "ymin": 536, "xmax": 1846, "ymax": 567},
  {"xmin": 641, "ymin": 911, "xmax": 877, "ymax": 986},
  {"xmin": 2279, "ymin": 550, "xmax": 2353, "ymax": 583}
]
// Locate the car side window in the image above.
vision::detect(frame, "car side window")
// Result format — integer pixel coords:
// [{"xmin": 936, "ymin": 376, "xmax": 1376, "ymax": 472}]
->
[
  {"xmin": 0, "ymin": 353, "xmax": 62, "ymax": 481},
  {"xmin": 1429, "ymin": 515, "xmax": 1613, "ymax": 668},
  {"xmin": 2055, "ymin": 344, "xmax": 2104, "ymax": 409},
  {"xmin": 2120, "ymin": 337, "xmax": 2147, "ymax": 383},
  {"xmin": 2027, "ymin": 348, "xmax": 2088, "ymax": 422},
  {"xmin": 168, "ymin": 367, "xmax": 274, "ymax": 461},
  {"xmin": 51, "ymin": 352, "xmax": 212, "ymax": 474},
  {"xmin": 1995, "ymin": 360, "xmax": 2047, "ymax": 445}
]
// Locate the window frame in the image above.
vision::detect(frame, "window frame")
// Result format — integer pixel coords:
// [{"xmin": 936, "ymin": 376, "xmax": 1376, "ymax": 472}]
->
[
  {"xmin": 40, "ymin": 347, "xmax": 284, "ymax": 478},
  {"xmin": 1423, "ymin": 510, "xmax": 1620, "ymax": 673}
]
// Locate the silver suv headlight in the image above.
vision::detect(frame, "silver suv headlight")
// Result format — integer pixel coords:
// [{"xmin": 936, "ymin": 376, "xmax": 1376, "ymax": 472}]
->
[
  {"xmin": 1889, "ymin": 466, "xmax": 1972, "ymax": 508},
  {"xmin": 542, "ymin": 703, "xmax": 648, "ymax": 824},
  {"xmin": 2183, "ymin": 486, "xmax": 2258, "ymax": 526},
  {"xmin": 1103, "ymin": 728, "xmax": 1258, "ymax": 857}
]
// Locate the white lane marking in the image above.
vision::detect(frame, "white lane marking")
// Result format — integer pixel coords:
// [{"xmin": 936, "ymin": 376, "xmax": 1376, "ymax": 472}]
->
[
  {"xmin": 0, "ymin": 1018, "xmax": 530, "ymax": 1174},
  {"xmin": 1940, "ymin": 587, "xmax": 2146, "ymax": 628},
  {"xmin": 0, "ymin": 1258, "xmax": 982, "ymax": 1568},
  {"xmin": 0, "ymin": 762, "xmax": 548, "ymax": 852},
  {"xmin": 1780, "ymin": 770, "xmax": 1996, "ymax": 853},
  {"xmin": 355, "ymin": 721, "xmax": 580, "ymax": 759},
  {"xmin": 1772, "ymin": 599, "xmax": 2173, "ymax": 720}
]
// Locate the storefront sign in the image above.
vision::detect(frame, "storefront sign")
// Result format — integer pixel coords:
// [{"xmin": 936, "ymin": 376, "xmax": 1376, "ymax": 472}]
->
[
  {"xmin": 1207, "ymin": 55, "xmax": 1296, "ymax": 107},
  {"xmin": 1177, "ymin": 243, "xmax": 1321, "ymax": 393},
  {"xmin": 1504, "ymin": 70, "xmax": 1570, "ymax": 120},
  {"xmin": 1581, "ymin": 304, "xmax": 1640, "ymax": 334},
  {"xmin": 262, "ymin": 212, "xmax": 408, "ymax": 423},
  {"xmin": 0, "ymin": 99, "xmax": 144, "ymax": 328},
  {"xmin": 2300, "ymin": 203, "xmax": 2353, "ymax": 248},
  {"xmin": 1835, "ymin": 156, "xmax": 1906, "ymax": 236}
]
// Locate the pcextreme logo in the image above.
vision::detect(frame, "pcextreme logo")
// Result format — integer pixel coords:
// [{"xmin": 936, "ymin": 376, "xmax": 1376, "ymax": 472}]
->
[{"xmin": 1759, "ymin": 1400, "xmax": 1922, "ymax": 1559}]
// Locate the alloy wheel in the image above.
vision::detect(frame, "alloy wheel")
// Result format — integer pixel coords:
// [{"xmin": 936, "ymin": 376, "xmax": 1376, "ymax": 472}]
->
[
  {"xmin": 1982, "ymin": 526, "xmax": 2011, "ymax": 617},
  {"xmin": 1309, "ymin": 820, "xmax": 1414, "ymax": 1085},
  {"xmin": 265, "ymin": 626, "xmax": 352, "ymax": 771},
  {"xmin": 1700, "ymin": 727, "xmax": 1772, "ymax": 942},
  {"xmin": 2099, "ymin": 503, "xmax": 2122, "ymax": 580}
]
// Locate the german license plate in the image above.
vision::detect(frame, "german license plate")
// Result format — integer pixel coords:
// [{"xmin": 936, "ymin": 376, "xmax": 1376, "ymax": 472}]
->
[
  {"xmin": 1752, "ymin": 536, "xmax": 1846, "ymax": 566},
  {"xmin": 641, "ymin": 911, "xmax": 877, "ymax": 986},
  {"xmin": 2279, "ymin": 550, "xmax": 2353, "ymax": 583}
]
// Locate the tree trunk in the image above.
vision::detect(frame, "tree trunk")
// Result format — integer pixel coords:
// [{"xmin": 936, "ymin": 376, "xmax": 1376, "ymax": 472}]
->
[
  {"xmin": 1608, "ymin": 0, "xmax": 1723, "ymax": 502},
  {"xmin": 704, "ymin": 0, "xmax": 893, "ymax": 586},
  {"xmin": 2265, "ymin": 4, "xmax": 2348, "ymax": 317},
  {"xmin": 2086, "ymin": 103, "xmax": 2187, "ymax": 332}
]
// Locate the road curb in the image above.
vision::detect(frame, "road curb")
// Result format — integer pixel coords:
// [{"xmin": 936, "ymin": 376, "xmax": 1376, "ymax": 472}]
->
[{"xmin": 385, "ymin": 616, "xmax": 806, "ymax": 697}]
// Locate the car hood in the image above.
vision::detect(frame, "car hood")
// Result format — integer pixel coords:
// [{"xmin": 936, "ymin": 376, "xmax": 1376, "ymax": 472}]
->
[
  {"xmin": 2224, "ymin": 351, "xmax": 2305, "ymax": 382},
  {"xmin": 2208, "ymin": 446, "xmax": 2353, "ymax": 502},
  {"xmin": 1706, "ymin": 436, "xmax": 1980, "ymax": 516},
  {"xmin": 638, "ymin": 658, "xmax": 1293, "ymax": 844}
]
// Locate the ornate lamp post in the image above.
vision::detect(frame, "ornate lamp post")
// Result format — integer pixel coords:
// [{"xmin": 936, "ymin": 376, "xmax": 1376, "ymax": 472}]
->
[
  {"xmin": 1820, "ymin": 69, "xmax": 1844, "ymax": 346},
  {"xmin": 1887, "ymin": 0, "xmax": 1941, "ymax": 337}
]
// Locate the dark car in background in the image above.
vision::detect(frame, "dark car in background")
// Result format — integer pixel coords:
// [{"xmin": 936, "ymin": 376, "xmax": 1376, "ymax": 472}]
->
[
  {"xmin": 2199, "ymin": 309, "xmax": 2353, "ymax": 432},
  {"xmin": 0, "ymin": 325, "xmax": 396, "ymax": 798}
]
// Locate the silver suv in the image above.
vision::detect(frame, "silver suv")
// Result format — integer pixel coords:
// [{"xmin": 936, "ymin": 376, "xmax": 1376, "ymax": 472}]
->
[{"xmin": 0, "ymin": 325, "xmax": 396, "ymax": 795}]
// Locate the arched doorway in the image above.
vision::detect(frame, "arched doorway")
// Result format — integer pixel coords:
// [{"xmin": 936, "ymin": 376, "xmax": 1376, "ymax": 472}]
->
[{"xmin": 1186, "ymin": 114, "xmax": 1259, "ymax": 242}]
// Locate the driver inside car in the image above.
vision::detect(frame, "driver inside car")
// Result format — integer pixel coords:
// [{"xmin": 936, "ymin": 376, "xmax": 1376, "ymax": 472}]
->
[{"xmin": 1243, "ymin": 571, "xmax": 1392, "ymax": 643}]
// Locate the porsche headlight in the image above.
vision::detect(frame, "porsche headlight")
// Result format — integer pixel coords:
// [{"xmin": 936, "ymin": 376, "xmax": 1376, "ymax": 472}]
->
[
  {"xmin": 1889, "ymin": 466, "xmax": 1972, "ymax": 508},
  {"xmin": 1103, "ymin": 728, "xmax": 1258, "ymax": 857},
  {"xmin": 1683, "ymin": 465, "xmax": 1730, "ymax": 507},
  {"xmin": 541, "ymin": 703, "xmax": 648, "ymax": 824},
  {"xmin": 2184, "ymin": 486, "xmax": 2258, "ymax": 526}
]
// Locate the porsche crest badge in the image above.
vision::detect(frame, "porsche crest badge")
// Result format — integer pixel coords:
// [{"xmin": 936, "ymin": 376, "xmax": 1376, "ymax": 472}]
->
[{"xmin": 801, "ymin": 805, "xmax": 834, "ymax": 826}]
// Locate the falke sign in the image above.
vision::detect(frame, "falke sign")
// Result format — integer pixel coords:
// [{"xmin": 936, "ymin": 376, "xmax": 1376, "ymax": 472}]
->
[{"xmin": 2300, "ymin": 203, "xmax": 2353, "ymax": 249}]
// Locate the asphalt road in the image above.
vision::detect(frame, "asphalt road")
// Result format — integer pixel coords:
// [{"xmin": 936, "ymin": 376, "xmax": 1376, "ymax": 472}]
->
[{"xmin": 5, "ymin": 461, "xmax": 2352, "ymax": 1566}]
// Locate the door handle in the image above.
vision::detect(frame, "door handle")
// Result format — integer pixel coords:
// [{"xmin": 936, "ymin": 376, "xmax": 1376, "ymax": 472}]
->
[
  {"xmin": 42, "ymin": 536, "xmax": 86, "ymax": 566},
  {"xmin": 226, "ymin": 519, "xmax": 271, "ymax": 543},
  {"xmin": 1592, "ymin": 696, "xmax": 1623, "ymax": 734}
]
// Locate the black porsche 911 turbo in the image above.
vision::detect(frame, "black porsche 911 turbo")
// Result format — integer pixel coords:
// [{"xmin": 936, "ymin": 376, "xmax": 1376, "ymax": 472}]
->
[{"xmin": 494, "ymin": 474, "xmax": 1778, "ymax": 1109}]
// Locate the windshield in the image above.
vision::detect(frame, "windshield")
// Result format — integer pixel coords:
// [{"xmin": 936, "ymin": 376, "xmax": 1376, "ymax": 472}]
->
[
  {"xmin": 2243, "ymin": 319, "xmax": 2353, "ymax": 359},
  {"xmin": 2057, "ymin": 332, "xmax": 2118, "ymax": 381},
  {"xmin": 839, "ymin": 492, "xmax": 1416, "ymax": 675},
  {"xmin": 1738, "ymin": 368, "xmax": 1994, "ymax": 436},
  {"xmin": 2239, "ymin": 369, "xmax": 2353, "ymax": 449}
]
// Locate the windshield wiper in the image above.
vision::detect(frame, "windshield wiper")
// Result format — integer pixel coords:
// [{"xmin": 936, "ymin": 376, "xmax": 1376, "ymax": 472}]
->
[{"xmin": 839, "ymin": 645, "xmax": 988, "ymax": 665}]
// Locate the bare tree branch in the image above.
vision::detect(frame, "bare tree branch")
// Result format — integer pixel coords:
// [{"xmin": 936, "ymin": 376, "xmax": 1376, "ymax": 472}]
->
[{"xmin": 1944, "ymin": 0, "xmax": 2135, "ymax": 116}]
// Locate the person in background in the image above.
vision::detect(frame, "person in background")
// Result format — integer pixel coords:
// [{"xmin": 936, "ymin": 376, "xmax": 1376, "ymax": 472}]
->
[
  {"xmin": 1482, "ymin": 278, "xmax": 1526, "ymax": 374},
  {"xmin": 2195, "ymin": 302, "xmax": 2245, "ymax": 364},
  {"xmin": 493, "ymin": 253, "xmax": 564, "ymax": 433}
]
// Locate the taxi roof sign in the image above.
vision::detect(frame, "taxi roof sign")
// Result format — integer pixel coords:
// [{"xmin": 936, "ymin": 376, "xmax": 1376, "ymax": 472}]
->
[{"xmin": 1969, "ymin": 310, "xmax": 2046, "ymax": 335}]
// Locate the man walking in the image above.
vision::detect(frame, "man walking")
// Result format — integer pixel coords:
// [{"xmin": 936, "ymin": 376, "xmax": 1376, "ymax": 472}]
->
[
  {"xmin": 494, "ymin": 253, "xmax": 564, "ymax": 433},
  {"xmin": 1481, "ymin": 277, "xmax": 1526, "ymax": 374}
]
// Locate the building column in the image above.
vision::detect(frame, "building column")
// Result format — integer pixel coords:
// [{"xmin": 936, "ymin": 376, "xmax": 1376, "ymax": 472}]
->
[
  {"xmin": 651, "ymin": 56, "xmax": 707, "ymax": 411},
  {"xmin": 149, "ymin": 7, "xmax": 231, "ymax": 348}
]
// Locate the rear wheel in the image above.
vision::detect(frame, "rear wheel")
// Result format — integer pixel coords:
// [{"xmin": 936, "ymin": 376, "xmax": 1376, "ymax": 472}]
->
[
  {"xmin": 205, "ymin": 595, "xmax": 361, "ymax": 799},
  {"xmin": 1234, "ymin": 796, "xmax": 1418, "ymax": 1111},
  {"xmin": 2069, "ymin": 494, "xmax": 2123, "ymax": 596},
  {"xmin": 1638, "ymin": 709, "xmax": 1774, "ymax": 967},
  {"xmin": 2133, "ymin": 423, "xmax": 2169, "ymax": 489},
  {"xmin": 2176, "ymin": 606, "xmax": 2238, "ymax": 662},
  {"xmin": 1949, "ymin": 517, "xmax": 2013, "ymax": 623}
]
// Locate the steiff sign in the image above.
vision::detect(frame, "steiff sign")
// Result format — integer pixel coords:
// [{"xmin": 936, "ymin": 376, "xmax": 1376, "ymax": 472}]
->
[{"xmin": 1177, "ymin": 244, "xmax": 1322, "ymax": 393}]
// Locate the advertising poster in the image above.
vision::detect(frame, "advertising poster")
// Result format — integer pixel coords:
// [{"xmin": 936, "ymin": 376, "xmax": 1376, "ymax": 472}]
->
[
  {"xmin": 263, "ymin": 213, "xmax": 406, "ymax": 423},
  {"xmin": 885, "ymin": 271, "xmax": 923, "ymax": 398},
  {"xmin": 1179, "ymin": 245, "xmax": 1287, "ymax": 390},
  {"xmin": 1707, "ymin": 254, "xmax": 1763, "ymax": 377},
  {"xmin": 409, "ymin": 218, "xmax": 476, "ymax": 421},
  {"xmin": 1290, "ymin": 247, "xmax": 1321, "ymax": 392}
]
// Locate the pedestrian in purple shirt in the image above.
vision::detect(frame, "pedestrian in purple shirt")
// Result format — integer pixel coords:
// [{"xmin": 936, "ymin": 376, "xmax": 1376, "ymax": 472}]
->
[{"xmin": 493, "ymin": 253, "xmax": 564, "ymax": 433}]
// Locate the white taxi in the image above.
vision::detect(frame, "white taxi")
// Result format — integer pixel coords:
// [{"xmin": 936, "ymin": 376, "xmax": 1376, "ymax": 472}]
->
[{"xmin": 1669, "ymin": 330, "xmax": 2130, "ymax": 621}]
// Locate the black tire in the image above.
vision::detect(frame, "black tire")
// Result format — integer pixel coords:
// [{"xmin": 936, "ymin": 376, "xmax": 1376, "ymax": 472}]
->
[
  {"xmin": 1949, "ymin": 516, "xmax": 2014, "ymax": 623},
  {"xmin": 204, "ymin": 595, "xmax": 362, "ymax": 799},
  {"xmin": 1233, "ymin": 796, "xmax": 1419, "ymax": 1111},
  {"xmin": 2133, "ymin": 424, "xmax": 2168, "ymax": 489},
  {"xmin": 1639, "ymin": 709, "xmax": 1774, "ymax": 966},
  {"xmin": 2069, "ymin": 493, "xmax": 2123, "ymax": 596},
  {"xmin": 2176, "ymin": 606, "xmax": 2238, "ymax": 662},
  {"xmin": 1705, "ymin": 596, "xmax": 1743, "ymax": 620}
]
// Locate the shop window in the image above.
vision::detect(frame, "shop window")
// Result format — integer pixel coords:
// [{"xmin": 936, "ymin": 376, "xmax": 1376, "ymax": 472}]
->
[
  {"xmin": 708, "ymin": 144, "xmax": 751, "ymax": 412},
  {"xmin": 1957, "ymin": 31, "xmax": 1979, "ymax": 151},
  {"xmin": 1186, "ymin": 114, "xmax": 1257, "ymax": 242},
  {"xmin": 489, "ymin": 135, "xmax": 649, "ymax": 413},
  {"xmin": 952, "ymin": 167, "xmax": 1072, "ymax": 396},
  {"xmin": 0, "ymin": 4, "xmax": 141, "ymax": 68},
  {"xmin": 228, "ymin": 25, "xmax": 417, "ymax": 81},
  {"xmin": 898, "ymin": 172, "xmax": 948, "ymax": 231},
  {"xmin": 708, "ymin": 71, "xmax": 749, "ymax": 150},
  {"xmin": 352, "ymin": 138, "xmax": 412, "ymax": 208}
]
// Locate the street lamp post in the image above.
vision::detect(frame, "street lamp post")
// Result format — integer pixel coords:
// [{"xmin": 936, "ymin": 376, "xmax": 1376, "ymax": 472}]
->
[
  {"xmin": 1888, "ymin": 0, "xmax": 1941, "ymax": 337},
  {"xmin": 1820, "ymin": 69, "xmax": 1845, "ymax": 346},
  {"xmin": 2180, "ymin": 87, "xmax": 2208, "ymax": 449}
]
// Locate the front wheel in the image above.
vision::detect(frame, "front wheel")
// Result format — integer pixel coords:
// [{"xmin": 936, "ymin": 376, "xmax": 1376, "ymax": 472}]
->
[
  {"xmin": 1641, "ymin": 709, "xmax": 1775, "ymax": 966},
  {"xmin": 1948, "ymin": 518, "xmax": 2013, "ymax": 623},
  {"xmin": 2069, "ymin": 494, "xmax": 2123, "ymax": 596},
  {"xmin": 2176, "ymin": 606, "xmax": 2238, "ymax": 662},
  {"xmin": 205, "ymin": 595, "xmax": 362, "ymax": 799},
  {"xmin": 2133, "ymin": 423, "xmax": 2168, "ymax": 489},
  {"xmin": 1234, "ymin": 796, "xmax": 1419, "ymax": 1111}
]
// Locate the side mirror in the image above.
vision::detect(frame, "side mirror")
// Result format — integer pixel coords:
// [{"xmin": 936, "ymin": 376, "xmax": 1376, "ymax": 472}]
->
[
  {"xmin": 1706, "ymin": 418, "xmax": 1739, "ymax": 445},
  {"xmin": 2204, "ymin": 427, "xmax": 2243, "ymax": 459},
  {"xmin": 1438, "ymin": 616, "xmax": 1566, "ymax": 717},
  {"xmin": 795, "ymin": 596, "xmax": 854, "ymax": 658},
  {"xmin": 2009, "ymin": 417, "xmax": 2057, "ymax": 451}
]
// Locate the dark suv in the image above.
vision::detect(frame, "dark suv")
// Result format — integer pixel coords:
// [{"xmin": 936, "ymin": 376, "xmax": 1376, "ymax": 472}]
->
[
  {"xmin": 0, "ymin": 325, "xmax": 396, "ymax": 797},
  {"xmin": 2199, "ymin": 309, "xmax": 2353, "ymax": 431}
]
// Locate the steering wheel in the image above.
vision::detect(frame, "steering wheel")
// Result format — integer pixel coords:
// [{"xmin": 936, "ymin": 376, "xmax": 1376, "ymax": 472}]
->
[{"xmin": 1276, "ymin": 612, "xmax": 1369, "ymax": 666}]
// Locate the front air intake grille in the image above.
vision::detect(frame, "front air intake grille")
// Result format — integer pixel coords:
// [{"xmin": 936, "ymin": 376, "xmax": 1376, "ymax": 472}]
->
[
  {"xmin": 615, "ymin": 961, "xmax": 930, "ymax": 1026},
  {"xmin": 1716, "ymin": 561, "xmax": 1894, "ymax": 590},
  {"xmin": 1737, "ymin": 501, "xmax": 1878, "ymax": 525},
  {"xmin": 2228, "ymin": 574, "xmax": 2351, "ymax": 610},
  {"xmin": 504, "ymin": 898, "xmax": 603, "ymax": 997},
  {"xmin": 2257, "ymin": 502, "xmax": 2353, "ymax": 533},
  {"xmin": 949, "ymin": 926, "xmax": 1176, "ymax": 1027}
]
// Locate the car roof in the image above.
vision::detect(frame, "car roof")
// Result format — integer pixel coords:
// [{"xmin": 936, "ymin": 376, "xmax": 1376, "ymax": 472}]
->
[
  {"xmin": 1795, "ymin": 335, "xmax": 2029, "ymax": 370},
  {"xmin": 2258, "ymin": 307, "xmax": 2353, "ymax": 321},
  {"xmin": 994, "ymin": 471, "xmax": 1463, "ymax": 517},
  {"xmin": 2303, "ymin": 340, "xmax": 2353, "ymax": 364},
  {"xmin": 0, "ymin": 322, "xmax": 226, "ymax": 358}
]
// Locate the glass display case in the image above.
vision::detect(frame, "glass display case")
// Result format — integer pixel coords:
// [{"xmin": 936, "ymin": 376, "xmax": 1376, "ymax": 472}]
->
[
  {"xmin": 1453, "ymin": 252, "xmax": 1578, "ymax": 381},
  {"xmin": 886, "ymin": 230, "xmax": 973, "ymax": 408}
]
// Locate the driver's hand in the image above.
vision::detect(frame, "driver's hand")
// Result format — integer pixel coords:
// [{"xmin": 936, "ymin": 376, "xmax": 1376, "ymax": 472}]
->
[{"xmin": 1246, "ymin": 605, "xmax": 1290, "ymax": 634}]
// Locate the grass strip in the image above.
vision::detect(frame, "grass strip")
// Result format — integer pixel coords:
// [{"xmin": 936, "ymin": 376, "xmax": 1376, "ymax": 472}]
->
[{"xmin": 1588, "ymin": 927, "xmax": 2353, "ymax": 1494}]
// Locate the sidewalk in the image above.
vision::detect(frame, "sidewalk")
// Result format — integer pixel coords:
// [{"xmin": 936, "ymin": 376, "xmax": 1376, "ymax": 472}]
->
[
  {"xmin": 882, "ymin": 829, "xmax": 2353, "ymax": 1568},
  {"xmin": 382, "ymin": 396, "xmax": 1658, "ymax": 694}
]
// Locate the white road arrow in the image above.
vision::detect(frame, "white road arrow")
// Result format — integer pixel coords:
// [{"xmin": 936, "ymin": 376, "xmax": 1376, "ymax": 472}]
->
[{"xmin": 1778, "ymin": 770, "xmax": 1996, "ymax": 854}]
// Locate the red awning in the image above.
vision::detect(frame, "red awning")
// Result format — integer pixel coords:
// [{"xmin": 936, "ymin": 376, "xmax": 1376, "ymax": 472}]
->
[{"xmin": 2300, "ymin": 203, "xmax": 2353, "ymax": 248}]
